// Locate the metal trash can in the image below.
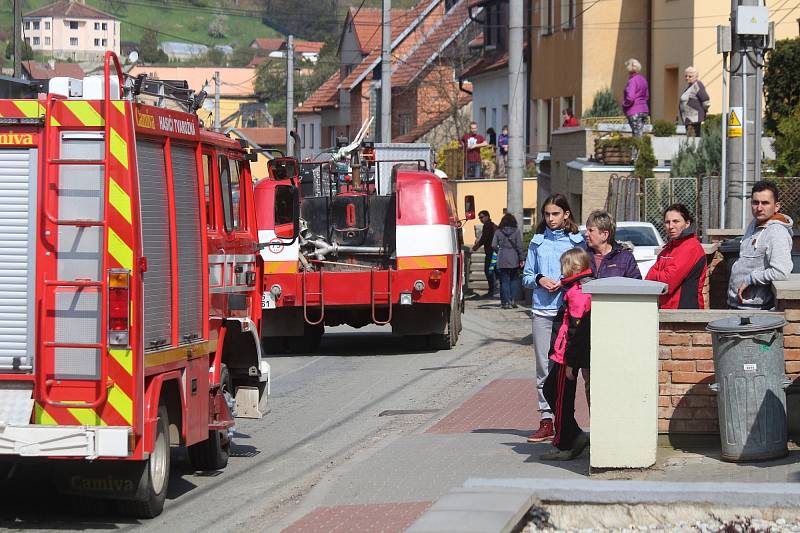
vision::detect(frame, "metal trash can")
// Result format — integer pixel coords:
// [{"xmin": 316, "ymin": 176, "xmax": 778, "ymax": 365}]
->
[{"xmin": 707, "ymin": 315, "xmax": 788, "ymax": 461}]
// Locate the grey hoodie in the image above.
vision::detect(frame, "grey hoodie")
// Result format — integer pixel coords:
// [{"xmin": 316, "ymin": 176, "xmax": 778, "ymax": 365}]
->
[
  {"xmin": 727, "ymin": 213, "xmax": 794, "ymax": 309},
  {"xmin": 491, "ymin": 226, "xmax": 525, "ymax": 269}
]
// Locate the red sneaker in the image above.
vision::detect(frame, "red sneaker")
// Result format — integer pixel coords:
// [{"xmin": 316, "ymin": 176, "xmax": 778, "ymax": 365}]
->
[{"xmin": 527, "ymin": 419, "xmax": 554, "ymax": 442}]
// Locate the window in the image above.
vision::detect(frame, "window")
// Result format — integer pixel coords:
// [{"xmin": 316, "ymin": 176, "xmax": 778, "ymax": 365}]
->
[
  {"xmin": 310, "ymin": 123, "xmax": 314, "ymax": 149},
  {"xmin": 479, "ymin": 107, "xmax": 487, "ymax": 132},
  {"xmin": 202, "ymin": 154, "xmax": 215, "ymax": 229},
  {"xmin": 45, "ymin": 36, "xmax": 50, "ymax": 45},
  {"xmin": 229, "ymin": 159, "xmax": 242, "ymax": 230},
  {"xmin": 502, "ymin": 104, "xmax": 509, "ymax": 128},
  {"xmin": 94, "ymin": 38, "xmax": 100, "ymax": 46},
  {"xmin": 24, "ymin": 21, "xmax": 30, "ymax": 30},
  {"xmin": 45, "ymin": 21, "xmax": 50, "ymax": 30},
  {"xmin": 70, "ymin": 37, "xmax": 78, "ymax": 46},
  {"xmin": 560, "ymin": 96, "xmax": 574, "ymax": 119},
  {"xmin": 301, "ymin": 124, "xmax": 306, "ymax": 148},
  {"xmin": 274, "ymin": 185, "xmax": 295, "ymax": 226},
  {"xmin": 491, "ymin": 108, "xmax": 498, "ymax": 131},
  {"xmin": 523, "ymin": 208, "xmax": 534, "ymax": 229},
  {"xmin": 560, "ymin": 0, "xmax": 575, "ymax": 30},
  {"xmin": 25, "ymin": 38, "xmax": 30, "ymax": 46},
  {"xmin": 541, "ymin": 0, "xmax": 553, "ymax": 35},
  {"xmin": 95, "ymin": 22, "xmax": 100, "ymax": 30},
  {"xmin": 69, "ymin": 21, "xmax": 79, "ymax": 30},
  {"xmin": 102, "ymin": 39, "xmax": 107, "ymax": 46},
  {"xmin": 33, "ymin": 37, "xmax": 40, "ymax": 46},
  {"xmin": 102, "ymin": 22, "xmax": 107, "ymax": 30},
  {"xmin": 33, "ymin": 21, "xmax": 39, "ymax": 30},
  {"xmin": 399, "ymin": 113, "xmax": 412, "ymax": 135},
  {"xmin": 218, "ymin": 156, "xmax": 243, "ymax": 232}
]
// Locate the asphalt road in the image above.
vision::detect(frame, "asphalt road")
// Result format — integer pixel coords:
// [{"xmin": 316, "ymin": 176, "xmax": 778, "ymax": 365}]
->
[{"xmin": 0, "ymin": 300, "xmax": 531, "ymax": 532}]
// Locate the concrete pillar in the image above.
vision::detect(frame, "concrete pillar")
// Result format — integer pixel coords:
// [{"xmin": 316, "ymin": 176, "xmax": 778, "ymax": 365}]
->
[{"xmin": 583, "ymin": 277, "xmax": 667, "ymax": 470}]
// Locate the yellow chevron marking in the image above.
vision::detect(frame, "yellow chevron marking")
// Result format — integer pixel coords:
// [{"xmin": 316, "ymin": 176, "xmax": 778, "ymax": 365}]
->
[
  {"xmin": 112, "ymin": 101, "xmax": 126, "ymax": 116},
  {"xmin": 13, "ymin": 100, "xmax": 44, "ymax": 118},
  {"xmin": 34, "ymin": 403, "xmax": 58, "ymax": 425},
  {"xmin": 109, "ymin": 128, "xmax": 129, "ymax": 169},
  {"xmin": 263, "ymin": 261, "xmax": 297, "ymax": 274},
  {"xmin": 67, "ymin": 407, "xmax": 107, "ymax": 426},
  {"xmin": 109, "ymin": 348, "xmax": 133, "ymax": 376},
  {"xmin": 397, "ymin": 255, "xmax": 448, "ymax": 270},
  {"xmin": 50, "ymin": 116, "xmax": 61, "ymax": 127},
  {"xmin": 109, "ymin": 177, "xmax": 132, "ymax": 225},
  {"xmin": 108, "ymin": 227, "xmax": 133, "ymax": 270},
  {"xmin": 107, "ymin": 385, "xmax": 133, "ymax": 425},
  {"xmin": 64, "ymin": 101, "xmax": 104, "ymax": 126}
]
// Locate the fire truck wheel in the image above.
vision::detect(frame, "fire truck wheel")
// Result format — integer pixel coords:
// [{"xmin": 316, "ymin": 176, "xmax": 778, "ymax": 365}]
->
[
  {"xmin": 188, "ymin": 364, "xmax": 232, "ymax": 471},
  {"xmin": 430, "ymin": 300, "xmax": 459, "ymax": 350},
  {"xmin": 285, "ymin": 324, "xmax": 324, "ymax": 354},
  {"xmin": 119, "ymin": 406, "xmax": 170, "ymax": 518}
]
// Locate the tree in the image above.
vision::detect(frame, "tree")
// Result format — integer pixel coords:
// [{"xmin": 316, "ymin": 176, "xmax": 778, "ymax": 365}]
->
[
  {"xmin": 774, "ymin": 106, "xmax": 800, "ymax": 177},
  {"xmin": 208, "ymin": 14, "xmax": 227, "ymax": 39},
  {"xmin": 255, "ymin": 59, "xmax": 286, "ymax": 103},
  {"xmin": 669, "ymin": 115, "xmax": 722, "ymax": 178},
  {"xmin": 582, "ymin": 88, "xmax": 622, "ymax": 118},
  {"xmin": 764, "ymin": 38, "xmax": 800, "ymax": 136},
  {"xmin": 229, "ymin": 44, "xmax": 256, "ymax": 67},
  {"xmin": 297, "ymin": 35, "xmax": 338, "ymax": 101},
  {"xmin": 5, "ymin": 40, "xmax": 33, "ymax": 61},
  {"xmin": 205, "ymin": 47, "xmax": 227, "ymax": 66},
  {"xmin": 139, "ymin": 29, "xmax": 167, "ymax": 64}
]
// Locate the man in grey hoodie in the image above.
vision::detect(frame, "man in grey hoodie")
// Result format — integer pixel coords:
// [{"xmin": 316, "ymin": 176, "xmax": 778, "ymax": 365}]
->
[{"xmin": 728, "ymin": 180, "xmax": 794, "ymax": 310}]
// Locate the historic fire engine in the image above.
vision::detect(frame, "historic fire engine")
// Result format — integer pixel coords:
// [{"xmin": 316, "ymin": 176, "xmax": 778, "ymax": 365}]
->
[
  {"xmin": 254, "ymin": 119, "xmax": 473, "ymax": 352},
  {"xmin": 0, "ymin": 52, "xmax": 274, "ymax": 517}
]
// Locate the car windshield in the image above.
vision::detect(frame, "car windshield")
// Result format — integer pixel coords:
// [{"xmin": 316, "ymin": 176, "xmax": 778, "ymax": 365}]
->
[{"xmin": 616, "ymin": 227, "xmax": 661, "ymax": 246}]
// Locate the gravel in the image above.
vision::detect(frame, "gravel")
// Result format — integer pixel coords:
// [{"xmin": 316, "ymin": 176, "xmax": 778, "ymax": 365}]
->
[{"xmin": 522, "ymin": 515, "xmax": 800, "ymax": 533}]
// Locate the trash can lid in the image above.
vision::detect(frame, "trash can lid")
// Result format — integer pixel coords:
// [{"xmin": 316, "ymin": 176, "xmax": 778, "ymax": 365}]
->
[{"xmin": 706, "ymin": 314, "xmax": 786, "ymax": 333}]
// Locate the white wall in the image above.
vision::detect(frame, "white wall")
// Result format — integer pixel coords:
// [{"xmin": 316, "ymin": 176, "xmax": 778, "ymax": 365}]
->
[
  {"xmin": 297, "ymin": 114, "xmax": 322, "ymax": 160},
  {"xmin": 468, "ymin": 64, "xmax": 527, "ymax": 143}
]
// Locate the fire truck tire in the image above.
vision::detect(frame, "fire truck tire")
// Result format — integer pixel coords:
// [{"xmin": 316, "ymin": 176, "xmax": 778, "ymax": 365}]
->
[
  {"xmin": 119, "ymin": 406, "xmax": 170, "ymax": 518},
  {"xmin": 430, "ymin": 303, "xmax": 458, "ymax": 350},
  {"xmin": 285, "ymin": 324, "xmax": 324, "ymax": 353},
  {"xmin": 188, "ymin": 365, "xmax": 232, "ymax": 471}
]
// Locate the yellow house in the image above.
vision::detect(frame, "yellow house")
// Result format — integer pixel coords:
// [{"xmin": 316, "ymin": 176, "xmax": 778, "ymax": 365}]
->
[
  {"xmin": 651, "ymin": 0, "xmax": 799, "ymax": 122},
  {"xmin": 127, "ymin": 66, "xmax": 261, "ymax": 130},
  {"xmin": 453, "ymin": 178, "xmax": 538, "ymax": 246}
]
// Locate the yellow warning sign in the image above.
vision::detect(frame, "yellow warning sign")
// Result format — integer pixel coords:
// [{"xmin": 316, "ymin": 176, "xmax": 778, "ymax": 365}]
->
[{"xmin": 728, "ymin": 107, "xmax": 743, "ymax": 138}]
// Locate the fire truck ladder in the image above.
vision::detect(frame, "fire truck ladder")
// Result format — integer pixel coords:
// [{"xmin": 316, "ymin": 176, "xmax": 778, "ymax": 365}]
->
[
  {"xmin": 370, "ymin": 269, "xmax": 392, "ymax": 325},
  {"xmin": 302, "ymin": 270, "xmax": 325, "ymax": 325},
  {"xmin": 37, "ymin": 52, "xmax": 125, "ymax": 409}
]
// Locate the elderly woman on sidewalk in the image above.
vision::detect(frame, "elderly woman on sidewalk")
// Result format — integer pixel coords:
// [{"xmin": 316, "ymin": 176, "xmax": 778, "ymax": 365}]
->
[
  {"xmin": 679, "ymin": 66, "xmax": 711, "ymax": 137},
  {"xmin": 622, "ymin": 58, "xmax": 650, "ymax": 140}
]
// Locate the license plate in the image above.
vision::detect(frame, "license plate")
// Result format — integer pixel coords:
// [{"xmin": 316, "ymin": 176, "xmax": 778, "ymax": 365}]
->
[{"xmin": 262, "ymin": 291, "xmax": 275, "ymax": 309}]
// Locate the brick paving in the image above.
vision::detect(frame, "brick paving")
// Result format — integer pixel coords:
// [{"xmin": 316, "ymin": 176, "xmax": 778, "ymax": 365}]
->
[
  {"xmin": 282, "ymin": 502, "xmax": 432, "ymax": 533},
  {"xmin": 426, "ymin": 378, "xmax": 589, "ymax": 434}
]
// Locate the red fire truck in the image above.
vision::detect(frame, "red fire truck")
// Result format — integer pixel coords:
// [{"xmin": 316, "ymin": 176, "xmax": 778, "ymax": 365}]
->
[
  {"xmin": 255, "ymin": 123, "xmax": 474, "ymax": 353},
  {"xmin": 0, "ymin": 53, "xmax": 273, "ymax": 517}
]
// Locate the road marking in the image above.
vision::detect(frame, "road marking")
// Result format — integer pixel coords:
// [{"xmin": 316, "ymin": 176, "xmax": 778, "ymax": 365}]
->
[{"xmin": 271, "ymin": 356, "xmax": 325, "ymax": 383}]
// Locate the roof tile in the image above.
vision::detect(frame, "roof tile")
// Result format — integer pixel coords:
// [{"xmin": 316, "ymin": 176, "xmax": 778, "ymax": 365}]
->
[{"xmin": 24, "ymin": 0, "xmax": 115, "ymax": 20}]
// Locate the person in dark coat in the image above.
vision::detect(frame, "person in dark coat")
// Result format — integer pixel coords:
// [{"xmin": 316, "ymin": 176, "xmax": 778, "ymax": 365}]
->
[
  {"xmin": 472, "ymin": 210, "xmax": 497, "ymax": 298},
  {"xmin": 584, "ymin": 210, "xmax": 641, "ymax": 280},
  {"xmin": 679, "ymin": 66, "xmax": 710, "ymax": 137},
  {"xmin": 492, "ymin": 213, "xmax": 525, "ymax": 309}
]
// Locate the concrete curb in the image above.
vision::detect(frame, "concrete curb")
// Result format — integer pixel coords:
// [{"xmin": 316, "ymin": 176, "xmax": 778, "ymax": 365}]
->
[
  {"xmin": 464, "ymin": 478, "xmax": 800, "ymax": 508},
  {"xmin": 406, "ymin": 487, "xmax": 534, "ymax": 533}
]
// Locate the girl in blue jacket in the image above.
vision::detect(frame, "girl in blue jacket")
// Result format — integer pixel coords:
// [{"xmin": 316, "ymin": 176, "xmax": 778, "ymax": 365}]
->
[{"xmin": 522, "ymin": 194, "xmax": 585, "ymax": 443}]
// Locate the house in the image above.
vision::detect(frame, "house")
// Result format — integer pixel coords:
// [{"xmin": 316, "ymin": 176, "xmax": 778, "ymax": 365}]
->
[
  {"xmin": 295, "ymin": 0, "xmax": 479, "ymax": 161},
  {"xmin": 159, "ymin": 42, "xmax": 209, "ymax": 61},
  {"xmin": 127, "ymin": 66, "xmax": 258, "ymax": 129},
  {"xmin": 250, "ymin": 38, "xmax": 324, "ymax": 63},
  {"xmin": 460, "ymin": 0, "xmax": 528, "ymax": 153},
  {"xmin": 22, "ymin": 0, "xmax": 120, "ymax": 61},
  {"xmin": 21, "ymin": 60, "xmax": 84, "ymax": 80},
  {"xmin": 236, "ymin": 127, "xmax": 287, "ymax": 180}
]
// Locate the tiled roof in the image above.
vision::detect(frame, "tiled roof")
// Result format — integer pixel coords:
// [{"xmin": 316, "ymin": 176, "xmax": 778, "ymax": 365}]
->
[
  {"xmin": 461, "ymin": 50, "xmax": 507, "ymax": 78},
  {"xmin": 127, "ymin": 66, "xmax": 256, "ymax": 97},
  {"xmin": 238, "ymin": 127, "xmax": 286, "ymax": 146},
  {"xmin": 295, "ymin": 70, "xmax": 341, "ymax": 114},
  {"xmin": 290, "ymin": 41, "xmax": 325, "ymax": 54},
  {"xmin": 24, "ymin": 0, "xmax": 115, "ymax": 19},
  {"xmin": 393, "ymin": 92, "xmax": 471, "ymax": 142},
  {"xmin": 393, "ymin": 0, "xmax": 472, "ymax": 87},
  {"xmin": 22, "ymin": 60, "xmax": 84, "ymax": 80},
  {"xmin": 247, "ymin": 56, "xmax": 267, "ymax": 68},
  {"xmin": 251, "ymin": 38, "xmax": 285, "ymax": 52}
]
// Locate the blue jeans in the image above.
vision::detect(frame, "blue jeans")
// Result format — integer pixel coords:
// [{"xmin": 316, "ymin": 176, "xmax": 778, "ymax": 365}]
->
[
  {"xmin": 483, "ymin": 255, "xmax": 496, "ymax": 296},
  {"xmin": 467, "ymin": 162, "xmax": 481, "ymax": 178},
  {"xmin": 497, "ymin": 268, "xmax": 520, "ymax": 305}
]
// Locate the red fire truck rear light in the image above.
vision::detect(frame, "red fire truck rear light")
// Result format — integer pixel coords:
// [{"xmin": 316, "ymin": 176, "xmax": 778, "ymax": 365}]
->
[
  {"xmin": 429, "ymin": 270, "xmax": 443, "ymax": 281},
  {"xmin": 108, "ymin": 269, "xmax": 130, "ymax": 346}
]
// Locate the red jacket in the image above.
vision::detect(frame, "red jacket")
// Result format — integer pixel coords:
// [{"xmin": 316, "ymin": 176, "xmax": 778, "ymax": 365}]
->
[
  {"xmin": 549, "ymin": 269, "xmax": 593, "ymax": 369},
  {"xmin": 645, "ymin": 227, "xmax": 707, "ymax": 309}
]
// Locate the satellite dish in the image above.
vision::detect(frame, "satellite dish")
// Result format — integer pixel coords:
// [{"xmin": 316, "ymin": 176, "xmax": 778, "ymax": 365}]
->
[{"xmin": 127, "ymin": 50, "xmax": 139, "ymax": 64}]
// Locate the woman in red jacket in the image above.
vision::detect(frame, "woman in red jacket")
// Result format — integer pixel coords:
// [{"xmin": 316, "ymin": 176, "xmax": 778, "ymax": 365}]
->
[{"xmin": 646, "ymin": 203, "xmax": 707, "ymax": 309}]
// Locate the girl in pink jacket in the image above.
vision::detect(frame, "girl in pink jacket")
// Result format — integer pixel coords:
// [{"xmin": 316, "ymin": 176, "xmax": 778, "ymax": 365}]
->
[{"xmin": 541, "ymin": 248, "xmax": 592, "ymax": 461}]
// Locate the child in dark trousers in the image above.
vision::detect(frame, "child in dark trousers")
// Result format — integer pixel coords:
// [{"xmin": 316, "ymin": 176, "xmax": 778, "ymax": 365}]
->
[{"xmin": 541, "ymin": 248, "xmax": 592, "ymax": 461}]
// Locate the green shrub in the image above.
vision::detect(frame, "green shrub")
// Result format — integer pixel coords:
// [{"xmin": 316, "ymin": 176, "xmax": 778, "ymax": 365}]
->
[
  {"xmin": 670, "ymin": 117, "xmax": 722, "ymax": 177},
  {"xmin": 635, "ymin": 136, "xmax": 657, "ymax": 180},
  {"xmin": 652, "ymin": 119, "xmax": 676, "ymax": 137},
  {"xmin": 764, "ymin": 38, "xmax": 800, "ymax": 136},
  {"xmin": 774, "ymin": 106, "xmax": 800, "ymax": 177},
  {"xmin": 582, "ymin": 88, "xmax": 622, "ymax": 118}
]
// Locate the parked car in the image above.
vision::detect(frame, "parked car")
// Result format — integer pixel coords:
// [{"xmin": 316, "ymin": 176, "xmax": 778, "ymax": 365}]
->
[{"xmin": 580, "ymin": 221, "xmax": 664, "ymax": 277}]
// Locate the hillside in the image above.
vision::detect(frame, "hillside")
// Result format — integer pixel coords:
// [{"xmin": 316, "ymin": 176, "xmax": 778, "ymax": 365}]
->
[{"xmin": 1, "ymin": 0, "xmax": 282, "ymax": 49}]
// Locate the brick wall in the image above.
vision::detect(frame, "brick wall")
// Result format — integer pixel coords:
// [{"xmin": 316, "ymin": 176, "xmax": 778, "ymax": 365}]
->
[{"xmin": 659, "ymin": 309, "xmax": 800, "ymax": 435}]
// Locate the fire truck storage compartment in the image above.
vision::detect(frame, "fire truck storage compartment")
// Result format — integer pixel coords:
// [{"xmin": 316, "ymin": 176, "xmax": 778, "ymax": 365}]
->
[
  {"xmin": 332, "ymin": 193, "xmax": 368, "ymax": 246},
  {"xmin": 169, "ymin": 143, "xmax": 203, "ymax": 344},
  {"xmin": 55, "ymin": 133, "xmax": 104, "ymax": 379},
  {"xmin": 0, "ymin": 148, "xmax": 38, "ymax": 373},
  {"xmin": 136, "ymin": 140, "xmax": 174, "ymax": 350},
  {"xmin": 301, "ymin": 194, "xmax": 396, "ymax": 253}
]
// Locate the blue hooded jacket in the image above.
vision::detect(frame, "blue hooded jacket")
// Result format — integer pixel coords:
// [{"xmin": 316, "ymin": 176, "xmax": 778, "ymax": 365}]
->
[{"xmin": 522, "ymin": 228, "xmax": 585, "ymax": 313}]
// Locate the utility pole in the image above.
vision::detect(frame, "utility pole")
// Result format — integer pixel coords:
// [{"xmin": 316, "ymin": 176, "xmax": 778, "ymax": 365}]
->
[
  {"xmin": 720, "ymin": 1, "xmax": 770, "ymax": 229},
  {"xmin": 286, "ymin": 35, "xmax": 295, "ymax": 157},
  {"xmin": 13, "ymin": 0, "xmax": 22, "ymax": 78},
  {"xmin": 213, "ymin": 71, "xmax": 221, "ymax": 132},
  {"xmin": 506, "ymin": 0, "xmax": 524, "ymax": 225},
  {"xmin": 380, "ymin": 0, "xmax": 392, "ymax": 143}
]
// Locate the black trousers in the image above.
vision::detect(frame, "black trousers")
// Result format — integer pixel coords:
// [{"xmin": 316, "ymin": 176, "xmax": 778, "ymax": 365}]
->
[{"xmin": 543, "ymin": 362, "xmax": 581, "ymax": 451}]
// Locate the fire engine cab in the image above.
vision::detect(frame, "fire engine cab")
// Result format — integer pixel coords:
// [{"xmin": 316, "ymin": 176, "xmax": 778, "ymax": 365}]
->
[
  {"xmin": 255, "ymin": 121, "xmax": 474, "ymax": 352},
  {"xmin": 0, "ymin": 53, "xmax": 272, "ymax": 517}
]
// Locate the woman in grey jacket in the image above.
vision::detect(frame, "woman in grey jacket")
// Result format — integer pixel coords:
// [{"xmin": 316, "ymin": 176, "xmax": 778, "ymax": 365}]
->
[{"xmin": 492, "ymin": 213, "xmax": 525, "ymax": 309}]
